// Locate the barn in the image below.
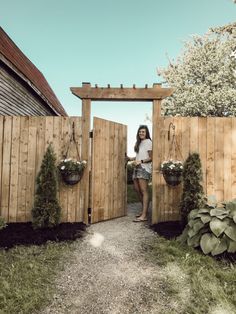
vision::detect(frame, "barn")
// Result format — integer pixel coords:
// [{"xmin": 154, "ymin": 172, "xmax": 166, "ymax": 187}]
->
[{"xmin": 0, "ymin": 27, "xmax": 67, "ymax": 116}]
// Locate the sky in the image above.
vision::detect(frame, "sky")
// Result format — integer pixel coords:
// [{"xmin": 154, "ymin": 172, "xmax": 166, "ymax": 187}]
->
[{"xmin": 0, "ymin": 0, "xmax": 235, "ymax": 155}]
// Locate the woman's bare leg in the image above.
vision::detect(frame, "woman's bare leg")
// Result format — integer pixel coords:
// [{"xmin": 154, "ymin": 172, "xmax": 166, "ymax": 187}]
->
[
  {"xmin": 138, "ymin": 179, "xmax": 149, "ymax": 219},
  {"xmin": 133, "ymin": 178, "xmax": 143, "ymax": 203}
]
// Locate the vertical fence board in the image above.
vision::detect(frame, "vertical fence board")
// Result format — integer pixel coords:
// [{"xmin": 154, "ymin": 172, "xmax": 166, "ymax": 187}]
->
[
  {"xmin": 25, "ymin": 117, "xmax": 37, "ymax": 220},
  {"xmin": 232, "ymin": 119, "xmax": 236, "ymax": 199},
  {"xmin": 215, "ymin": 118, "xmax": 224, "ymax": 201},
  {"xmin": 123, "ymin": 124, "xmax": 127, "ymax": 215},
  {"xmin": 59, "ymin": 117, "xmax": 70, "ymax": 222},
  {"xmin": 198, "ymin": 117, "xmax": 207, "ymax": 193},
  {"xmin": 0, "ymin": 116, "xmax": 4, "ymax": 218},
  {"xmin": 206, "ymin": 118, "xmax": 215, "ymax": 198},
  {"xmin": 108, "ymin": 122, "xmax": 115, "ymax": 220},
  {"xmin": 223, "ymin": 118, "xmax": 232, "ymax": 201},
  {"xmin": 17, "ymin": 117, "xmax": 29, "ymax": 222},
  {"xmin": 1, "ymin": 117, "xmax": 12, "ymax": 220},
  {"xmin": 8, "ymin": 117, "xmax": 20, "ymax": 222}
]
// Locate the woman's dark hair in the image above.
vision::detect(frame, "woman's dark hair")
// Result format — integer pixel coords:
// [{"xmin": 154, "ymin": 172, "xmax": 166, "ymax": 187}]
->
[{"xmin": 134, "ymin": 125, "xmax": 151, "ymax": 153}]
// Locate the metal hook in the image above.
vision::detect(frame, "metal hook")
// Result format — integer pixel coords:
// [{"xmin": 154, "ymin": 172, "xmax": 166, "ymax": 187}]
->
[
  {"xmin": 168, "ymin": 122, "xmax": 175, "ymax": 141},
  {"xmin": 72, "ymin": 122, "xmax": 76, "ymax": 141}
]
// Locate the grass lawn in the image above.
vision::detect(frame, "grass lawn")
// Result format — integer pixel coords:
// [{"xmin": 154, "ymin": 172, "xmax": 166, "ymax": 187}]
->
[
  {"xmin": 146, "ymin": 236, "xmax": 236, "ymax": 314},
  {"xmin": 0, "ymin": 241, "xmax": 77, "ymax": 314}
]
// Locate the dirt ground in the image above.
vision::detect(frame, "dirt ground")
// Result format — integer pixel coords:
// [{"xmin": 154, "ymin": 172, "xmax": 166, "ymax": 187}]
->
[{"xmin": 37, "ymin": 204, "xmax": 189, "ymax": 314}]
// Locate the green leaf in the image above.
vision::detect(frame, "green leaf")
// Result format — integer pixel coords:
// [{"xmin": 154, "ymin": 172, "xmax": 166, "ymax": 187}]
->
[
  {"xmin": 224, "ymin": 223, "xmax": 236, "ymax": 241},
  {"xmin": 192, "ymin": 219, "xmax": 205, "ymax": 232},
  {"xmin": 207, "ymin": 195, "xmax": 217, "ymax": 206},
  {"xmin": 215, "ymin": 214, "xmax": 228, "ymax": 220},
  {"xmin": 210, "ymin": 207, "xmax": 229, "ymax": 217},
  {"xmin": 209, "ymin": 217, "xmax": 229, "ymax": 237},
  {"xmin": 177, "ymin": 227, "xmax": 189, "ymax": 244},
  {"xmin": 188, "ymin": 219, "xmax": 195, "ymax": 228},
  {"xmin": 200, "ymin": 233, "xmax": 219, "ymax": 255},
  {"xmin": 197, "ymin": 213, "xmax": 211, "ymax": 224},
  {"xmin": 227, "ymin": 239, "xmax": 236, "ymax": 253},
  {"xmin": 198, "ymin": 208, "xmax": 211, "ymax": 214},
  {"xmin": 188, "ymin": 228, "xmax": 198, "ymax": 238},
  {"xmin": 211, "ymin": 237, "xmax": 228, "ymax": 256},
  {"xmin": 188, "ymin": 209, "xmax": 199, "ymax": 219},
  {"xmin": 187, "ymin": 233, "xmax": 201, "ymax": 247},
  {"xmin": 226, "ymin": 201, "xmax": 236, "ymax": 212}
]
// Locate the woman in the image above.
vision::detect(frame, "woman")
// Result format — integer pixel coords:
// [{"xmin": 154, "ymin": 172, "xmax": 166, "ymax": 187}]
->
[{"xmin": 127, "ymin": 125, "xmax": 152, "ymax": 222}]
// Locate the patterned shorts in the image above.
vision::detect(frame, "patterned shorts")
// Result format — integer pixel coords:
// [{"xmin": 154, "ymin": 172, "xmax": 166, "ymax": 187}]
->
[{"xmin": 132, "ymin": 165, "xmax": 151, "ymax": 181}]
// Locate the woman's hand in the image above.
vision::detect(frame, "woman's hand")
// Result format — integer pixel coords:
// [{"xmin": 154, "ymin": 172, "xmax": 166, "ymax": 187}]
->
[{"xmin": 133, "ymin": 160, "xmax": 141, "ymax": 167}]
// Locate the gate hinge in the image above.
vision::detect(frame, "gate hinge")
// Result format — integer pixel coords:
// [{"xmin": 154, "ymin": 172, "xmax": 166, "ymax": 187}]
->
[
  {"xmin": 89, "ymin": 131, "xmax": 93, "ymax": 138},
  {"xmin": 88, "ymin": 207, "xmax": 92, "ymax": 224}
]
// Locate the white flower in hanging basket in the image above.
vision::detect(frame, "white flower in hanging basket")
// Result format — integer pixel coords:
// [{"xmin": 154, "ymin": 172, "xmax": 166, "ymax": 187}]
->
[
  {"xmin": 58, "ymin": 159, "xmax": 87, "ymax": 176},
  {"xmin": 161, "ymin": 159, "xmax": 183, "ymax": 175}
]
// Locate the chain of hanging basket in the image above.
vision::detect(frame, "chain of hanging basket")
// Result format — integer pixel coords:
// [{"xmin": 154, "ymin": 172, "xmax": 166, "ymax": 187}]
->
[
  {"xmin": 167, "ymin": 122, "xmax": 183, "ymax": 161},
  {"xmin": 162, "ymin": 122, "xmax": 184, "ymax": 187},
  {"xmin": 59, "ymin": 122, "xmax": 84, "ymax": 185},
  {"xmin": 63, "ymin": 122, "xmax": 81, "ymax": 161}
]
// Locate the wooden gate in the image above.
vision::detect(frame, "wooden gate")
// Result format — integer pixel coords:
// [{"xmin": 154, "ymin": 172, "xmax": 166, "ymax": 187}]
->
[{"xmin": 90, "ymin": 117, "xmax": 127, "ymax": 223}]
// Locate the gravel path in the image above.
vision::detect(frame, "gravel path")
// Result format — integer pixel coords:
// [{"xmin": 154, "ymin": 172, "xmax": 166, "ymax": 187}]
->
[{"xmin": 39, "ymin": 204, "xmax": 179, "ymax": 314}]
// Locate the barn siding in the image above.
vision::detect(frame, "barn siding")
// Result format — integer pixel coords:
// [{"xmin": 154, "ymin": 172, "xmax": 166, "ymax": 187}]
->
[{"xmin": 0, "ymin": 63, "xmax": 57, "ymax": 116}]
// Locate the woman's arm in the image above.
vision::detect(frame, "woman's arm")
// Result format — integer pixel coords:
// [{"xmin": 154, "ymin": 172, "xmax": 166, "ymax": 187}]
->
[{"xmin": 127, "ymin": 156, "xmax": 136, "ymax": 161}]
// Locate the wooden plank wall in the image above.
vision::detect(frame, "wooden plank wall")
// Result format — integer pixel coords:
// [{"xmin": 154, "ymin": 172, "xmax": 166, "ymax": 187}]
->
[
  {"xmin": 91, "ymin": 117, "xmax": 127, "ymax": 223},
  {"xmin": 152, "ymin": 117, "xmax": 236, "ymax": 224},
  {"xmin": 0, "ymin": 64, "xmax": 56, "ymax": 116},
  {"xmin": 0, "ymin": 116, "xmax": 85, "ymax": 223}
]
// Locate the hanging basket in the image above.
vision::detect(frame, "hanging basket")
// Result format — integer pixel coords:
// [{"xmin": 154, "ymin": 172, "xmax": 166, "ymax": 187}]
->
[
  {"xmin": 58, "ymin": 121, "xmax": 87, "ymax": 186},
  {"xmin": 163, "ymin": 171, "xmax": 182, "ymax": 187},
  {"xmin": 61, "ymin": 169, "xmax": 84, "ymax": 185}
]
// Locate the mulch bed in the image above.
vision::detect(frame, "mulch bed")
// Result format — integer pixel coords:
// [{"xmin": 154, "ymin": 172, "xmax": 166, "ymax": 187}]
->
[
  {"xmin": 151, "ymin": 221, "xmax": 184, "ymax": 239},
  {"xmin": 0, "ymin": 222, "xmax": 86, "ymax": 249}
]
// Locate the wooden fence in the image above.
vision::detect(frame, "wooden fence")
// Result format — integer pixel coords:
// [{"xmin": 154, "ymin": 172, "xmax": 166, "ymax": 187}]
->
[
  {"xmin": 152, "ymin": 117, "xmax": 236, "ymax": 224},
  {"xmin": 0, "ymin": 116, "xmax": 85, "ymax": 223}
]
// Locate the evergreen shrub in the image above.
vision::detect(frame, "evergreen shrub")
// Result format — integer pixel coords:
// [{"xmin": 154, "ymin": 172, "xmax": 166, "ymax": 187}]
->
[
  {"xmin": 32, "ymin": 144, "xmax": 61, "ymax": 229},
  {"xmin": 180, "ymin": 152, "xmax": 206, "ymax": 226}
]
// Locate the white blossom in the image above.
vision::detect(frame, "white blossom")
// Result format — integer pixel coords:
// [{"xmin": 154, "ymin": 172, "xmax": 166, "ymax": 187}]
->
[{"xmin": 158, "ymin": 24, "xmax": 236, "ymax": 117}]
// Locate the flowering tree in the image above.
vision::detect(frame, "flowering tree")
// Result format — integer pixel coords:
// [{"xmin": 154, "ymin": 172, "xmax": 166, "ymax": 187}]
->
[{"xmin": 158, "ymin": 23, "xmax": 236, "ymax": 116}]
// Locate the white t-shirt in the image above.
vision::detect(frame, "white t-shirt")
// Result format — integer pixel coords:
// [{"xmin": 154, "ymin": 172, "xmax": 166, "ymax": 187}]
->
[{"xmin": 135, "ymin": 139, "xmax": 152, "ymax": 173}]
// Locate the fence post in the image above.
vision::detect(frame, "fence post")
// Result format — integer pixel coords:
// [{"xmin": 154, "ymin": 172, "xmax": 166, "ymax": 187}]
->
[
  {"xmin": 152, "ymin": 83, "xmax": 162, "ymax": 224},
  {"xmin": 81, "ymin": 83, "xmax": 91, "ymax": 224}
]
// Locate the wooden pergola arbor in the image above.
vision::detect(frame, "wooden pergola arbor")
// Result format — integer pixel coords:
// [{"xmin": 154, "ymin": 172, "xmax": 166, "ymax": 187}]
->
[{"xmin": 70, "ymin": 82, "xmax": 173, "ymax": 223}]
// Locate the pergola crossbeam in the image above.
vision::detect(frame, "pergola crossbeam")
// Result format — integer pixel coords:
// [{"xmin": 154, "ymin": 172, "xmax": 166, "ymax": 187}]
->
[{"xmin": 70, "ymin": 83, "xmax": 173, "ymax": 101}]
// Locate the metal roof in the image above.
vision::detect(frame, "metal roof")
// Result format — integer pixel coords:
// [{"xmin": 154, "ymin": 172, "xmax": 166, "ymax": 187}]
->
[{"xmin": 0, "ymin": 27, "xmax": 67, "ymax": 116}]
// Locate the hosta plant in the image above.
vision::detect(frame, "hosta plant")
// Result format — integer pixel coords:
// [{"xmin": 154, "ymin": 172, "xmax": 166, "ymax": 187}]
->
[
  {"xmin": 0, "ymin": 216, "xmax": 6, "ymax": 230},
  {"xmin": 178, "ymin": 198, "xmax": 236, "ymax": 256}
]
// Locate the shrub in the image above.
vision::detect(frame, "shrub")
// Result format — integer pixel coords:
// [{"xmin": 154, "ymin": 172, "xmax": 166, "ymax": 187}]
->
[
  {"xmin": 0, "ymin": 217, "xmax": 6, "ymax": 230},
  {"xmin": 178, "ymin": 200, "xmax": 236, "ymax": 256},
  {"xmin": 180, "ymin": 153, "xmax": 206, "ymax": 226},
  {"xmin": 32, "ymin": 144, "xmax": 61, "ymax": 229},
  {"xmin": 127, "ymin": 162, "xmax": 135, "ymax": 184}
]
